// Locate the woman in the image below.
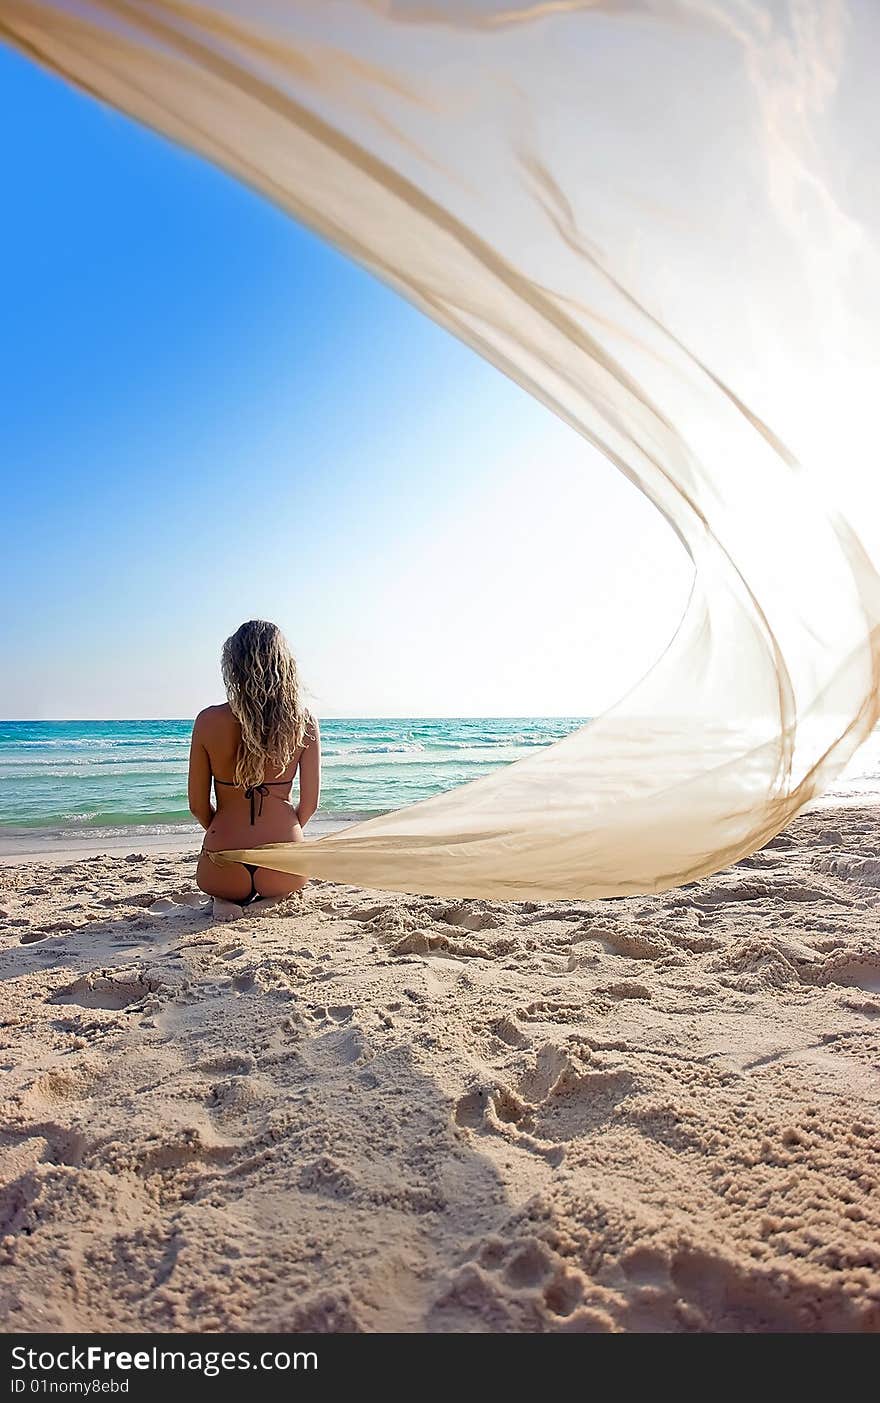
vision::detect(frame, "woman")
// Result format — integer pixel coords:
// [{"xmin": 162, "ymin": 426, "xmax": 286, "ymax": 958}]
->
[{"xmin": 189, "ymin": 620, "xmax": 320, "ymax": 916}]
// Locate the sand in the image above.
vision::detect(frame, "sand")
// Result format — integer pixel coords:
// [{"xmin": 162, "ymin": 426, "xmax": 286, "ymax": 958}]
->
[{"xmin": 0, "ymin": 804, "xmax": 878, "ymax": 1334}]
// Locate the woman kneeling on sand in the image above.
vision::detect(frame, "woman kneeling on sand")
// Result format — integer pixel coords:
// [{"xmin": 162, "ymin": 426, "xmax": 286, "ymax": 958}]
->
[{"xmin": 188, "ymin": 619, "xmax": 320, "ymax": 919}]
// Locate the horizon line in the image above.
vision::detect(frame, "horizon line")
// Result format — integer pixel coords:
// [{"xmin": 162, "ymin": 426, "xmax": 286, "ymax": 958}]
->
[{"xmin": 0, "ymin": 714, "xmax": 592, "ymax": 724}]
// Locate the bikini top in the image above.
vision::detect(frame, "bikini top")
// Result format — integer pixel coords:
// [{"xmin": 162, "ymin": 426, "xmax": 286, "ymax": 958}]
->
[{"xmin": 214, "ymin": 776, "xmax": 292, "ymax": 825}]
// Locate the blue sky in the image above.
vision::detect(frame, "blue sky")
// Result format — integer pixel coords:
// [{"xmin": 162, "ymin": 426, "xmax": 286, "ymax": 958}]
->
[{"xmin": 0, "ymin": 42, "xmax": 690, "ymax": 720}]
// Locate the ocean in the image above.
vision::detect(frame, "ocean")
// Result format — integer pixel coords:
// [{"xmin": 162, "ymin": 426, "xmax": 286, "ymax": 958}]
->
[
  {"xmin": 1, "ymin": 716, "xmax": 877, "ymax": 848},
  {"xmin": 0, "ymin": 717, "xmax": 585, "ymax": 839}
]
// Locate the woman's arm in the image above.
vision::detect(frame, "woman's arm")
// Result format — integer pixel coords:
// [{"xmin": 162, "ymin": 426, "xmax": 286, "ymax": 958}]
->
[
  {"xmin": 188, "ymin": 711, "xmax": 215, "ymax": 830},
  {"xmin": 296, "ymin": 717, "xmax": 321, "ymax": 828}
]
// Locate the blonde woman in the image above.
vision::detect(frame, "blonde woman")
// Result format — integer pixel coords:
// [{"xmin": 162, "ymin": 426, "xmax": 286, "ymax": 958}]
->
[{"xmin": 189, "ymin": 620, "xmax": 320, "ymax": 916}]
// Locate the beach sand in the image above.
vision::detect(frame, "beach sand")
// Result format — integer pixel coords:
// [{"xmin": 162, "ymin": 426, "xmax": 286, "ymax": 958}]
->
[{"xmin": 1, "ymin": 804, "xmax": 878, "ymax": 1333}]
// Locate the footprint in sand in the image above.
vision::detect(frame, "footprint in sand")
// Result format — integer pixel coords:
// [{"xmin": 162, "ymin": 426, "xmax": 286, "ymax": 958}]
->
[
  {"xmin": 816, "ymin": 954, "xmax": 880, "ymax": 992},
  {"xmin": 575, "ymin": 927, "xmax": 667, "ymax": 960},
  {"xmin": 19, "ymin": 919, "xmax": 89, "ymax": 942},
  {"xmin": 595, "ymin": 980, "xmax": 652, "ymax": 1001},
  {"xmin": 148, "ymin": 893, "xmax": 207, "ymax": 915},
  {"xmin": 435, "ymin": 1235, "xmax": 586, "ymax": 1329},
  {"xmin": 565, "ymin": 951, "xmax": 601, "ymax": 972},
  {"xmin": 390, "ymin": 928, "xmax": 492, "ymax": 960},
  {"xmin": 506, "ymin": 1042, "xmax": 635, "ymax": 1138},
  {"xmin": 197, "ymin": 1053, "xmax": 256, "ymax": 1075},
  {"xmin": 816, "ymin": 856, "xmax": 880, "ymax": 887},
  {"xmin": 489, "ymin": 1014, "xmax": 530, "ymax": 1048},
  {"xmin": 20, "ymin": 1062, "xmax": 111, "ymax": 1113},
  {"xmin": 621, "ymin": 1245, "xmax": 671, "ymax": 1286},
  {"xmin": 518, "ymin": 998, "xmax": 584, "ymax": 1025},
  {"xmin": 522, "ymin": 907, "xmax": 589, "ymax": 925},
  {"xmin": 304, "ymin": 1021, "xmax": 369, "ymax": 1068},
  {"xmin": 437, "ymin": 904, "xmax": 500, "ymax": 933},
  {"xmin": 48, "ymin": 971, "xmax": 164, "ymax": 1010},
  {"xmin": 666, "ymin": 1247, "xmax": 819, "ymax": 1332},
  {"xmin": 217, "ymin": 943, "xmax": 246, "ymax": 960}
]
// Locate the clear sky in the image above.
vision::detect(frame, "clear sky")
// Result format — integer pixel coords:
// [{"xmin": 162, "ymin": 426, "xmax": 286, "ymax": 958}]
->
[{"xmin": 0, "ymin": 42, "xmax": 691, "ymax": 721}]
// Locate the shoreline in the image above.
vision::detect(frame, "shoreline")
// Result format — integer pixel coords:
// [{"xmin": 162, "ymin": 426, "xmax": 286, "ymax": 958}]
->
[
  {"xmin": 0, "ymin": 789, "xmax": 873, "ymax": 867},
  {"xmin": 0, "ymin": 814, "xmax": 361, "ymax": 865}
]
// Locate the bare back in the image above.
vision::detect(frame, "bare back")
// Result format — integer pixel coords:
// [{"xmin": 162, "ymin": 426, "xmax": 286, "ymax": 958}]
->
[{"xmin": 195, "ymin": 703, "xmax": 306, "ymax": 852}]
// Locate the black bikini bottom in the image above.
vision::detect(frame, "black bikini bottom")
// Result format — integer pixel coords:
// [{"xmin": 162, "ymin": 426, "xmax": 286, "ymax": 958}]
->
[
  {"xmin": 203, "ymin": 849, "xmax": 263, "ymax": 905},
  {"xmin": 241, "ymin": 862, "xmax": 260, "ymax": 904}
]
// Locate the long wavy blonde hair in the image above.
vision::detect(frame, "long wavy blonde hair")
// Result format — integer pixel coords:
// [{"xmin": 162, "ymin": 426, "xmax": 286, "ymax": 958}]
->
[{"xmin": 221, "ymin": 620, "xmax": 311, "ymax": 790}]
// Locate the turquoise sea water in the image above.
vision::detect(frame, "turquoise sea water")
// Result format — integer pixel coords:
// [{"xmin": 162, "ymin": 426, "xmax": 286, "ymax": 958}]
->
[{"xmin": 0, "ymin": 718, "xmax": 585, "ymax": 836}]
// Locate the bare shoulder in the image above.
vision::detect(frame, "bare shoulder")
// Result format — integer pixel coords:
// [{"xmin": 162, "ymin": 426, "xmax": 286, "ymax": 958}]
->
[
  {"xmin": 305, "ymin": 712, "xmax": 321, "ymax": 745},
  {"xmin": 193, "ymin": 703, "xmax": 235, "ymax": 739}
]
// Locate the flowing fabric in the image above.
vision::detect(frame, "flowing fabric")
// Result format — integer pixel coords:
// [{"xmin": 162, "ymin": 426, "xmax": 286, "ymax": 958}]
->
[{"xmin": 6, "ymin": 1, "xmax": 880, "ymax": 899}]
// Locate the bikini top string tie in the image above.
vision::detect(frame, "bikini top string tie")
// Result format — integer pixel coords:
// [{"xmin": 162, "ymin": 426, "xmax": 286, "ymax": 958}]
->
[
  {"xmin": 214, "ymin": 775, "xmax": 289, "ymax": 824},
  {"xmin": 243, "ymin": 783, "xmax": 270, "ymax": 826}
]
